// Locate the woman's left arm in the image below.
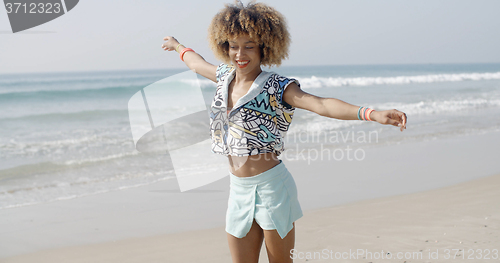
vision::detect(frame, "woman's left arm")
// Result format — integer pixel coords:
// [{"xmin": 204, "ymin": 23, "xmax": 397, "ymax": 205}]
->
[{"xmin": 283, "ymin": 83, "xmax": 407, "ymax": 132}]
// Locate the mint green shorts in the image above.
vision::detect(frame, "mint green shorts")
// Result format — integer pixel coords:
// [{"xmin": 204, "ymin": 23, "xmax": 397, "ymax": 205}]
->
[{"xmin": 226, "ymin": 160, "xmax": 303, "ymax": 239}]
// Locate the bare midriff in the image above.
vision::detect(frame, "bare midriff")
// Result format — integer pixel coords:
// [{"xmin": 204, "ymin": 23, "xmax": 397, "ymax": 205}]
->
[{"xmin": 228, "ymin": 152, "xmax": 280, "ymax": 178}]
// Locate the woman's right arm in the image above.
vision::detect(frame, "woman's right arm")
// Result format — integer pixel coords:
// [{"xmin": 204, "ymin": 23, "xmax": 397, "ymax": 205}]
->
[{"xmin": 162, "ymin": 36, "xmax": 218, "ymax": 83}]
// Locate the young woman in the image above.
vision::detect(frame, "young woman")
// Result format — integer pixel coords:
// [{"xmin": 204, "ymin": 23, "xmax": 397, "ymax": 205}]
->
[{"xmin": 162, "ymin": 2, "xmax": 407, "ymax": 262}]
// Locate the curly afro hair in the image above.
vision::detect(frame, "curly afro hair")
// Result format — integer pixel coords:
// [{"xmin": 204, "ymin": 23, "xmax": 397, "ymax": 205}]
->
[{"xmin": 208, "ymin": 1, "xmax": 291, "ymax": 67}]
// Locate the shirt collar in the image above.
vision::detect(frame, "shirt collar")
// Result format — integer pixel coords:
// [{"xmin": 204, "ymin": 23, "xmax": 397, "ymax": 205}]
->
[{"xmin": 221, "ymin": 69, "xmax": 274, "ymax": 113}]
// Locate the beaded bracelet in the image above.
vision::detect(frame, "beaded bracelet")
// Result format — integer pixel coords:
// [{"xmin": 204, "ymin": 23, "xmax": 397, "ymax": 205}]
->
[
  {"xmin": 179, "ymin": 48, "xmax": 195, "ymax": 62},
  {"xmin": 357, "ymin": 106, "xmax": 374, "ymax": 121}
]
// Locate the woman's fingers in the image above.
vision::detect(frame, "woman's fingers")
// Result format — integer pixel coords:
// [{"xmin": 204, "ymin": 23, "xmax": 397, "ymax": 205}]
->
[
  {"xmin": 161, "ymin": 36, "xmax": 178, "ymax": 51},
  {"xmin": 388, "ymin": 115, "xmax": 401, "ymax": 127},
  {"xmin": 402, "ymin": 112, "xmax": 407, "ymax": 129},
  {"xmin": 376, "ymin": 109, "xmax": 407, "ymax": 132},
  {"xmin": 385, "ymin": 110, "xmax": 407, "ymax": 131},
  {"xmin": 392, "ymin": 110, "xmax": 407, "ymax": 131},
  {"xmin": 401, "ymin": 113, "xmax": 407, "ymax": 131},
  {"xmin": 394, "ymin": 110, "xmax": 407, "ymax": 131},
  {"xmin": 161, "ymin": 37, "xmax": 167, "ymax": 50}
]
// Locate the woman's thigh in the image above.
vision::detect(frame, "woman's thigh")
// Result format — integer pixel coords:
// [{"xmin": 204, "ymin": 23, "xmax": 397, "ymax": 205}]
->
[
  {"xmin": 227, "ymin": 219, "xmax": 264, "ymax": 263},
  {"xmin": 263, "ymin": 222, "xmax": 295, "ymax": 263}
]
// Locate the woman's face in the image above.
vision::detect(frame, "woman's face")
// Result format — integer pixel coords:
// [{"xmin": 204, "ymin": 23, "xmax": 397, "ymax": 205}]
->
[{"xmin": 228, "ymin": 35, "xmax": 261, "ymax": 73}]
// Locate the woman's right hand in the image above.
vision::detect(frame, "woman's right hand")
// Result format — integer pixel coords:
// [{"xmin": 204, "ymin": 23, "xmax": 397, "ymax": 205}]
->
[
  {"xmin": 161, "ymin": 36, "xmax": 182, "ymax": 52},
  {"xmin": 161, "ymin": 35, "xmax": 218, "ymax": 82}
]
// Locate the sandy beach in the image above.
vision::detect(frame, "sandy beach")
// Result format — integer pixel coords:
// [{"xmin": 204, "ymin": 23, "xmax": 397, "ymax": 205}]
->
[
  {"xmin": 1, "ymin": 131, "xmax": 499, "ymax": 263},
  {"xmin": 2, "ymin": 172, "xmax": 499, "ymax": 263}
]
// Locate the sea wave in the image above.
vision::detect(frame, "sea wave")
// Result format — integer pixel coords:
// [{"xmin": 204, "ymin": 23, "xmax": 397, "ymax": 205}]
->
[
  {"xmin": 0, "ymin": 70, "xmax": 167, "ymax": 89},
  {"xmin": 0, "ymin": 150, "xmax": 140, "ymax": 180},
  {"xmin": 0, "ymin": 85, "xmax": 140, "ymax": 98},
  {"xmin": 0, "ymin": 78, "xmax": 215, "ymax": 97},
  {"xmin": 293, "ymin": 72, "xmax": 500, "ymax": 88},
  {"xmin": 0, "ymin": 170, "xmax": 176, "ymax": 210},
  {"xmin": 0, "ymin": 109, "xmax": 127, "ymax": 121},
  {"xmin": 374, "ymin": 98, "xmax": 500, "ymax": 115},
  {"xmin": 3, "ymin": 71, "xmax": 499, "ymax": 97}
]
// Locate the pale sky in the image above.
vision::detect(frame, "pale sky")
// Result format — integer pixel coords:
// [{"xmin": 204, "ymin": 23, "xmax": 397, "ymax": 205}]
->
[{"xmin": 1, "ymin": 0, "xmax": 499, "ymax": 74}]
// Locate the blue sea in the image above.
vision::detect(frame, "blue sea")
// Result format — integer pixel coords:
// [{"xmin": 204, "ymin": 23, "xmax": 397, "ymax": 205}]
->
[{"xmin": 1, "ymin": 63, "xmax": 500, "ymax": 209}]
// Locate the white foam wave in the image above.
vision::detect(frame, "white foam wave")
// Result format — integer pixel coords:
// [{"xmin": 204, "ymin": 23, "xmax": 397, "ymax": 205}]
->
[
  {"xmin": 63, "ymin": 151, "xmax": 140, "ymax": 166},
  {"xmin": 1, "ymin": 134, "xmax": 132, "ymax": 155},
  {"xmin": 375, "ymin": 98, "xmax": 500, "ymax": 115},
  {"xmin": 0, "ymin": 171, "xmax": 176, "ymax": 210},
  {"xmin": 293, "ymin": 72, "xmax": 500, "ymax": 88}
]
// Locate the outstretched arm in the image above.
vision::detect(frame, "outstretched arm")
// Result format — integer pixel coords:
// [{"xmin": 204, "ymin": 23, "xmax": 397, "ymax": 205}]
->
[
  {"xmin": 161, "ymin": 36, "xmax": 218, "ymax": 83},
  {"xmin": 283, "ymin": 83, "xmax": 407, "ymax": 132}
]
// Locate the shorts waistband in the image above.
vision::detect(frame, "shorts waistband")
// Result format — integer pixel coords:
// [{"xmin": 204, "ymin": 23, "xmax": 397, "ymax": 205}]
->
[{"xmin": 229, "ymin": 160, "xmax": 285, "ymax": 185}]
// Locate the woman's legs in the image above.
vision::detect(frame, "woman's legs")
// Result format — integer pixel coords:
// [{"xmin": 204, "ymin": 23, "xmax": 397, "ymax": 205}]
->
[
  {"xmin": 227, "ymin": 220, "xmax": 296, "ymax": 263},
  {"xmin": 227, "ymin": 219, "xmax": 264, "ymax": 263},
  {"xmin": 263, "ymin": 222, "xmax": 295, "ymax": 263}
]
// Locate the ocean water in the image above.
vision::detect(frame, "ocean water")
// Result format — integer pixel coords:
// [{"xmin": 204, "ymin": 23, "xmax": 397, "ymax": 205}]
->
[{"xmin": 1, "ymin": 63, "xmax": 500, "ymax": 209}]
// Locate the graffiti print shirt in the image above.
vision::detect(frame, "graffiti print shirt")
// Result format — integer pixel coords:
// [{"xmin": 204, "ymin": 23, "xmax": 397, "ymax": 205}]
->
[{"xmin": 210, "ymin": 63, "xmax": 299, "ymax": 157}]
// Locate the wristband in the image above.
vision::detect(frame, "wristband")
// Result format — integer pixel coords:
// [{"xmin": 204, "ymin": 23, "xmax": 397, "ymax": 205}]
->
[
  {"xmin": 179, "ymin": 48, "xmax": 194, "ymax": 62},
  {"xmin": 365, "ymin": 108, "xmax": 374, "ymax": 121},
  {"xmin": 357, "ymin": 106, "xmax": 375, "ymax": 121},
  {"xmin": 175, "ymin": 43, "xmax": 182, "ymax": 53}
]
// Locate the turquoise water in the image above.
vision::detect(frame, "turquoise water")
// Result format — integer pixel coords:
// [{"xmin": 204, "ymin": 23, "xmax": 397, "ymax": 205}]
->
[{"xmin": 1, "ymin": 63, "xmax": 500, "ymax": 209}]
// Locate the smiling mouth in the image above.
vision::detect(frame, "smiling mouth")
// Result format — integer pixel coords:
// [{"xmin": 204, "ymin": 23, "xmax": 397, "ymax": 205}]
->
[{"xmin": 236, "ymin": 60, "xmax": 249, "ymax": 68}]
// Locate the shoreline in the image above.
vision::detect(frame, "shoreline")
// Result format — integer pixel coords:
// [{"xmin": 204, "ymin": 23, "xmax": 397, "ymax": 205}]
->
[{"xmin": 1, "ymin": 172, "xmax": 498, "ymax": 263}]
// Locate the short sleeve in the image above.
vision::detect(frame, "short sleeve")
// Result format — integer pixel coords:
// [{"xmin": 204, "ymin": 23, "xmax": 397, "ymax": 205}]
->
[
  {"xmin": 277, "ymin": 77, "xmax": 300, "ymax": 110},
  {"xmin": 216, "ymin": 63, "xmax": 234, "ymax": 83}
]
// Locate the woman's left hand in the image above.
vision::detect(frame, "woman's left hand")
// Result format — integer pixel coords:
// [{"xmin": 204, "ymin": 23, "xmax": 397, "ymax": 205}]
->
[{"xmin": 371, "ymin": 109, "xmax": 407, "ymax": 132}]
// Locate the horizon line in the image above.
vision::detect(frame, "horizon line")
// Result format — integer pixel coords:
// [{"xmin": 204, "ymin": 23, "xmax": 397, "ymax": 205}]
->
[{"xmin": 2, "ymin": 61, "xmax": 500, "ymax": 76}]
